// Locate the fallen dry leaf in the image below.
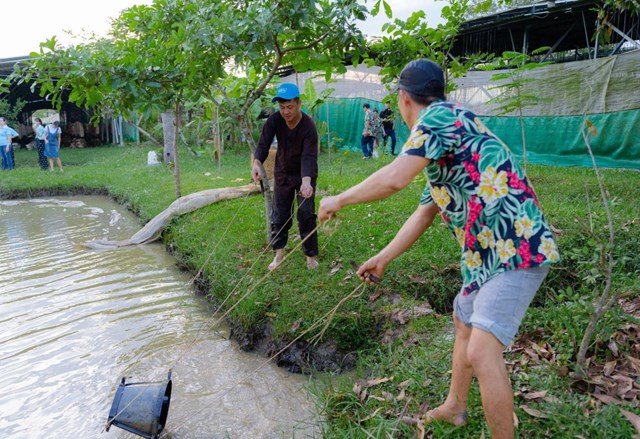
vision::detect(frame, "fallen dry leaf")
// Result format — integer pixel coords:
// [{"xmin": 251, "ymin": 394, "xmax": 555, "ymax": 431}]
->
[
  {"xmin": 524, "ymin": 390, "xmax": 548, "ymax": 400},
  {"xmin": 389, "ymin": 309, "xmax": 412, "ymax": 325},
  {"xmin": 520, "ymin": 404, "xmax": 549, "ymax": 418},
  {"xmin": 381, "ymin": 391, "xmax": 394, "ymax": 400},
  {"xmin": 550, "ymin": 223, "xmax": 564, "ymax": 235},
  {"xmin": 608, "ymin": 339, "xmax": 620, "ymax": 357},
  {"xmin": 409, "ymin": 275, "xmax": 428, "ymax": 284},
  {"xmin": 360, "ymin": 407, "xmax": 383, "ymax": 422},
  {"xmin": 417, "ymin": 417, "xmax": 425, "ymax": 439},
  {"xmin": 612, "ymin": 375, "xmax": 634, "ymax": 397},
  {"xmin": 368, "ymin": 289, "xmax": 383, "ymax": 303},
  {"xmin": 329, "ymin": 262, "xmax": 342, "ymax": 276},
  {"xmin": 603, "ymin": 360, "xmax": 617, "ymax": 376},
  {"xmin": 620, "ymin": 409, "xmax": 640, "ymax": 434},
  {"xmin": 362, "ymin": 376, "xmax": 393, "ymax": 387},
  {"xmin": 592, "ymin": 393, "xmax": 622, "ymax": 405}
]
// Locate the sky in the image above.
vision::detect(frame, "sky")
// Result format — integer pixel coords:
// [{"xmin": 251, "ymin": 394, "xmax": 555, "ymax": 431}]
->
[{"xmin": 1, "ymin": 0, "xmax": 444, "ymax": 59}]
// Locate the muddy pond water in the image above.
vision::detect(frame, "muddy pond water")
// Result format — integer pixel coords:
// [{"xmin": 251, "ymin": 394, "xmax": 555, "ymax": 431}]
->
[{"xmin": 0, "ymin": 196, "xmax": 319, "ymax": 439}]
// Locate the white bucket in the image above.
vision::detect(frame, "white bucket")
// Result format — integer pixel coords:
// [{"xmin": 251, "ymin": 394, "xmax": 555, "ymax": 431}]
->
[{"xmin": 147, "ymin": 151, "xmax": 160, "ymax": 166}]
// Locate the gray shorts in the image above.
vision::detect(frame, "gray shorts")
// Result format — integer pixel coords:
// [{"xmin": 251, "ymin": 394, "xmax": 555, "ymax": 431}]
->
[{"xmin": 453, "ymin": 266, "xmax": 550, "ymax": 346}]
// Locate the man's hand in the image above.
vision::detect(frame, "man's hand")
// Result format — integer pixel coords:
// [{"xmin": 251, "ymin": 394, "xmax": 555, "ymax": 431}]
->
[
  {"xmin": 251, "ymin": 159, "xmax": 262, "ymax": 182},
  {"xmin": 299, "ymin": 177, "xmax": 313, "ymax": 198},
  {"xmin": 357, "ymin": 254, "xmax": 388, "ymax": 285},
  {"xmin": 318, "ymin": 195, "xmax": 342, "ymax": 222}
]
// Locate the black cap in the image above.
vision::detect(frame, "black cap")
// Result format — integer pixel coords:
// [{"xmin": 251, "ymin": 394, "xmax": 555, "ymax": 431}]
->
[{"xmin": 395, "ymin": 59, "xmax": 445, "ymax": 100}]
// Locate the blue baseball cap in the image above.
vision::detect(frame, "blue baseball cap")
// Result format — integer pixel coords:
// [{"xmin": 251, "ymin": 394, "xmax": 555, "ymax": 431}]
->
[{"xmin": 272, "ymin": 83, "xmax": 300, "ymax": 102}]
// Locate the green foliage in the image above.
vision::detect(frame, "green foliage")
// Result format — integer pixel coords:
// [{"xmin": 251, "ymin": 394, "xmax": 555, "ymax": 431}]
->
[
  {"xmin": 0, "ymin": 99, "xmax": 26, "ymax": 125},
  {"xmin": 365, "ymin": 0, "xmax": 487, "ymax": 95},
  {"xmin": 603, "ymin": 0, "xmax": 640, "ymax": 14}
]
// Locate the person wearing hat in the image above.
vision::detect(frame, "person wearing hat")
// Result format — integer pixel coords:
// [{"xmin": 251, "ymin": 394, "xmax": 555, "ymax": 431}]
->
[
  {"xmin": 252, "ymin": 82, "xmax": 319, "ymax": 271},
  {"xmin": 379, "ymin": 100, "xmax": 397, "ymax": 155},
  {"xmin": 318, "ymin": 59, "xmax": 559, "ymax": 438}
]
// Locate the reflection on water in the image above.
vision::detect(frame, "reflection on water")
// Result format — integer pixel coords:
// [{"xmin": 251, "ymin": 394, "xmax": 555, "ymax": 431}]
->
[{"xmin": 0, "ymin": 197, "xmax": 318, "ymax": 439}]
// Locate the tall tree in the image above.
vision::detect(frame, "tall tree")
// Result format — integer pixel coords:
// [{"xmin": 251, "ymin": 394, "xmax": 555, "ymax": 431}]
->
[
  {"xmin": 364, "ymin": 0, "xmax": 484, "ymax": 94},
  {"xmin": 14, "ymin": 0, "xmax": 228, "ymax": 199}
]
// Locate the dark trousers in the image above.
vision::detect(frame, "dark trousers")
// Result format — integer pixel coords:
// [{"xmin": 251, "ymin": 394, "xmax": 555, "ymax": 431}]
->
[
  {"xmin": 383, "ymin": 128, "xmax": 397, "ymax": 155},
  {"xmin": 36, "ymin": 139, "xmax": 48, "ymax": 170},
  {"xmin": 361, "ymin": 135, "xmax": 374, "ymax": 157},
  {"xmin": 271, "ymin": 177, "xmax": 318, "ymax": 257}
]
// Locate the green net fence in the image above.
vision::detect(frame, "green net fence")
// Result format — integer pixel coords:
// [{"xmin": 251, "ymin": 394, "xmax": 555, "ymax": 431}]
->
[{"xmin": 284, "ymin": 50, "xmax": 640, "ymax": 169}]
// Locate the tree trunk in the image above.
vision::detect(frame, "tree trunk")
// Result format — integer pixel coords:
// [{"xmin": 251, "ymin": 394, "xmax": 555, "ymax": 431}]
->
[
  {"xmin": 161, "ymin": 111, "xmax": 176, "ymax": 165},
  {"xmin": 173, "ymin": 103, "xmax": 182, "ymax": 199},
  {"xmin": 83, "ymin": 184, "xmax": 260, "ymax": 249}
]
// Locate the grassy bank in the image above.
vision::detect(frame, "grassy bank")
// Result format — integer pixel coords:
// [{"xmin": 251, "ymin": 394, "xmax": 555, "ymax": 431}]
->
[{"xmin": 2, "ymin": 145, "xmax": 639, "ymax": 437}]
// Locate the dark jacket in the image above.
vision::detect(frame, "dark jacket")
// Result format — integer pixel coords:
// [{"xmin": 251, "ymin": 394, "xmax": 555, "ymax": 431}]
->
[{"xmin": 254, "ymin": 111, "xmax": 318, "ymax": 182}]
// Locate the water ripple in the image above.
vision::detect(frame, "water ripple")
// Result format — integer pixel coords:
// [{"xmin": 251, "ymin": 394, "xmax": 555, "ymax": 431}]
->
[{"xmin": 0, "ymin": 197, "xmax": 316, "ymax": 439}]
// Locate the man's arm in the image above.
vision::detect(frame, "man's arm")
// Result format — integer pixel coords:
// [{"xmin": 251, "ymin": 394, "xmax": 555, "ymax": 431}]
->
[
  {"xmin": 357, "ymin": 202, "xmax": 439, "ymax": 284},
  {"xmin": 318, "ymin": 154, "xmax": 431, "ymax": 221}
]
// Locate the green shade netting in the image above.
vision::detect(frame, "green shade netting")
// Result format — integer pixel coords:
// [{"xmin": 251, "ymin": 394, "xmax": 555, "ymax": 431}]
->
[
  {"xmin": 313, "ymin": 98, "xmax": 410, "ymax": 154},
  {"xmin": 311, "ymin": 98, "xmax": 639, "ymax": 169},
  {"xmin": 483, "ymin": 110, "xmax": 640, "ymax": 169}
]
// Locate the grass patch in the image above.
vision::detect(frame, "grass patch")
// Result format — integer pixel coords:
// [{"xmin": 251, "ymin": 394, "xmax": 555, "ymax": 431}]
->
[{"xmin": 2, "ymin": 144, "xmax": 639, "ymax": 437}]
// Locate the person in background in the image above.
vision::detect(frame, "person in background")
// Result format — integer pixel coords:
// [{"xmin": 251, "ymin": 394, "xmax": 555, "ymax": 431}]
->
[
  {"xmin": 44, "ymin": 121, "xmax": 64, "ymax": 172},
  {"xmin": 318, "ymin": 58, "xmax": 559, "ymax": 439},
  {"xmin": 33, "ymin": 118, "xmax": 48, "ymax": 170},
  {"xmin": 360, "ymin": 103, "xmax": 375, "ymax": 159},
  {"xmin": 372, "ymin": 108, "xmax": 383, "ymax": 157},
  {"xmin": 0, "ymin": 117, "xmax": 14, "ymax": 170},
  {"xmin": 380, "ymin": 100, "xmax": 397, "ymax": 155},
  {"xmin": 252, "ymin": 83, "xmax": 319, "ymax": 271}
]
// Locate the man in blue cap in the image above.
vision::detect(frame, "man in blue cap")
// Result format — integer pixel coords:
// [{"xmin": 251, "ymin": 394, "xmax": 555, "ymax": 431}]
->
[
  {"xmin": 319, "ymin": 59, "xmax": 559, "ymax": 438},
  {"xmin": 252, "ymin": 82, "xmax": 319, "ymax": 271}
]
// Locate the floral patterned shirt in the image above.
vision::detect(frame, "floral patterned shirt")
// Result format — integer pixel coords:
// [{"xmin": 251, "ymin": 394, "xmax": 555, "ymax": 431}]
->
[
  {"xmin": 362, "ymin": 109, "xmax": 375, "ymax": 137},
  {"xmin": 401, "ymin": 101, "xmax": 560, "ymax": 295}
]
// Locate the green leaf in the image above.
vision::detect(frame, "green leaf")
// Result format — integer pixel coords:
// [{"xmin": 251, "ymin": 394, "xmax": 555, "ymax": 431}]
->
[
  {"xmin": 383, "ymin": 0, "xmax": 392, "ymax": 18},
  {"xmin": 371, "ymin": 0, "xmax": 381, "ymax": 16}
]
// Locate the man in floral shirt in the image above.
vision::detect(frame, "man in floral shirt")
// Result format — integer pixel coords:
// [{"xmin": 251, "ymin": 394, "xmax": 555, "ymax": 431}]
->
[
  {"xmin": 361, "ymin": 103, "xmax": 375, "ymax": 159},
  {"xmin": 319, "ymin": 59, "xmax": 559, "ymax": 439}
]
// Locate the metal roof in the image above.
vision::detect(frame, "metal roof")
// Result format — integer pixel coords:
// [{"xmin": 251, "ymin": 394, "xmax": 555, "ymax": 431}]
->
[{"xmin": 450, "ymin": 0, "xmax": 640, "ymax": 57}]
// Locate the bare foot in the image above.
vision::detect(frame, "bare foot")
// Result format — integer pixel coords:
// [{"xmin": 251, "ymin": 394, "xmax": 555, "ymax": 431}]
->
[
  {"xmin": 424, "ymin": 405, "xmax": 468, "ymax": 427},
  {"xmin": 268, "ymin": 255, "xmax": 283, "ymax": 271},
  {"xmin": 306, "ymin": 256, "xmax": 318, "ymax": 269}
]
